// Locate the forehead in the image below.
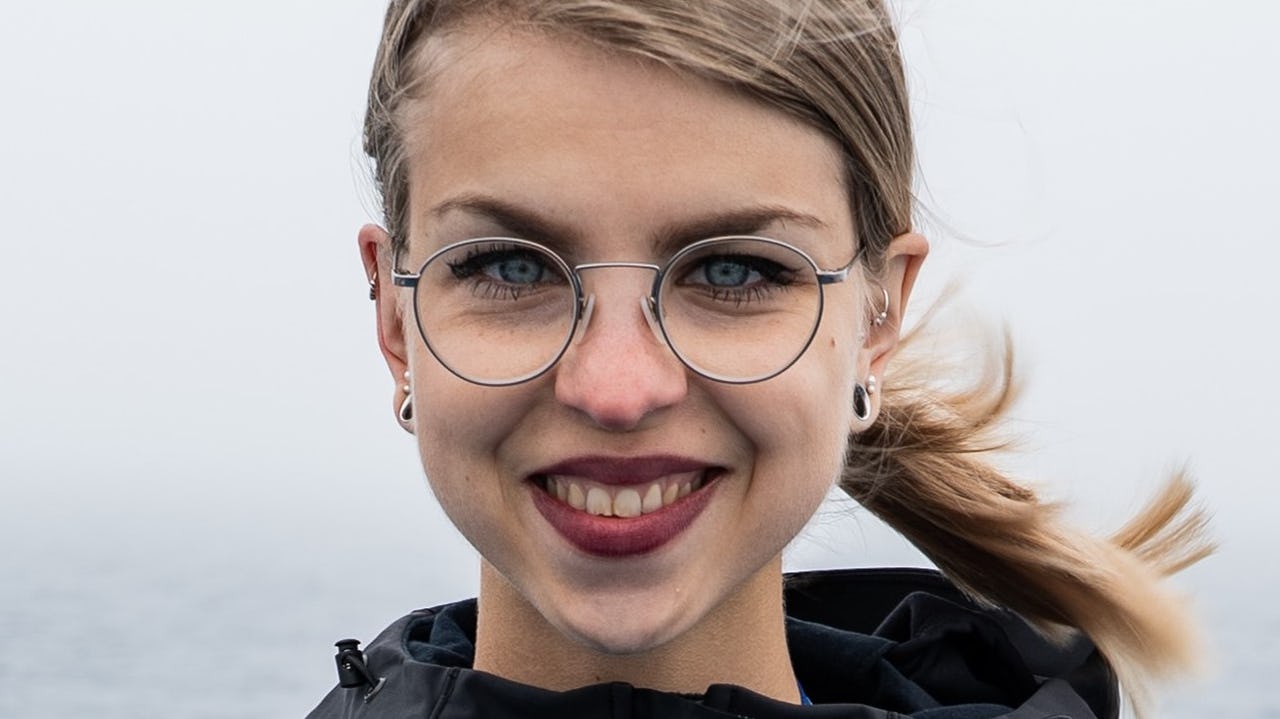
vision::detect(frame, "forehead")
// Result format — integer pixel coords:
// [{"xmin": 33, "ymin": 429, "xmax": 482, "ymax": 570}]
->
[{"xmin": 400, "ymin": 22, "xmax": 852, "ymax": 257}]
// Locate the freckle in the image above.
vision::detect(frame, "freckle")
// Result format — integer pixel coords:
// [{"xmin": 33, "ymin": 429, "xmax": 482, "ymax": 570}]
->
[{"xmin": 829, "ymin": 337, "xmax": 837, "ymax": 348}]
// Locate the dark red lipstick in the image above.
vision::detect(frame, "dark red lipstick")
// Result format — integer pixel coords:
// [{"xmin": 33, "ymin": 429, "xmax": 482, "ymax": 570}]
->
[{"xmin": 528, "ymin": 455, "xmax": 721, "ymax": 557}]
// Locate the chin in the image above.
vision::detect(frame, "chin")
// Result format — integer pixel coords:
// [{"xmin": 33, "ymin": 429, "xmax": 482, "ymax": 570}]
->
[
  {"xmin": 541, "ymin": 586, "xmax": 696, "ymax": 656},
  {"xmin": 558, "ymin": 612, "xmax": 683, "ymax": 656}
]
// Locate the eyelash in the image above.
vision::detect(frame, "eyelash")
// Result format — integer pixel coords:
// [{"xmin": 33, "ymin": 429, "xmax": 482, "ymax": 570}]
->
[
  {"xmin": 446, "ymin": 246, "xmax": 555, "ymax": 300},
  {"xmin": 703, "ymin": 285, "xmax": 790, "ymax": 305},
  {"xmin": 683, "ymin": 254, "xmax": 797, "ymax": 300}
]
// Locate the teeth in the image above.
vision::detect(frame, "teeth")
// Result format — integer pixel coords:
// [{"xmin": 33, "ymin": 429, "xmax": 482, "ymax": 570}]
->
[
  {"xmin": 545, "ymin": 471, "xmax": 711, "ymax": 517},
  {"xmin": 586, "ymin": 487, "xmax": 613, "ymax": 516},
  {"xmin": 567, "ymin": 483, "xmax": 586, "ymax": 510},
  {"xmin": 641, "ymin": 483, "xmax": 663, "ymax": 514},
  {"xmin": 663, "ymin": 482, "xmax": 679, "ymax": 505},
  {"xmin": 613, "ymin": 489, "xmax": 642, "ymax": 518}
]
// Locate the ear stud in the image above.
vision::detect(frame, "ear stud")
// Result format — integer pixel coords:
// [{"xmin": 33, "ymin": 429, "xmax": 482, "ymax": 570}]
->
[{"xmin": 398, "ymin": 370, "xmax": 413, "ymax": 423}]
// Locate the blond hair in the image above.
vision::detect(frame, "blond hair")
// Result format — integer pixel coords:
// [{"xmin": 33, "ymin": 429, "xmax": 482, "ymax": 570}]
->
[{"xmin": 362, "ymin": 1, "xmax": 1212, "ymax": 714}]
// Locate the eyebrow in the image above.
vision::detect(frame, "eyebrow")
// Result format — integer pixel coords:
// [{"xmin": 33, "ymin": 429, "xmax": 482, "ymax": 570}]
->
[
  {"xmin": 426, "ymin": 193, "xmax": 829, "ymax": 258},
  {"xmin": 430, "ymin": 194, "xmax": 580, "ymax": 250},
  {"xmin": 652, "ymin": 205, "xmax": 828, "ymax": 255}
]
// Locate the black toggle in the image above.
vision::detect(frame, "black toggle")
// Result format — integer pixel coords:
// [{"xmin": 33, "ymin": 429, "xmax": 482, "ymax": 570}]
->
[{"xmin": 334, "ymin": 638, "xmax": 386, "ymax": 702}]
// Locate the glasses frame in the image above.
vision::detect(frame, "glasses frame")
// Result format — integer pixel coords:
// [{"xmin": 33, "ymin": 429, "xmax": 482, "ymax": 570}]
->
[{"xmin": 392, "ymin": 235, "xmax": 862, "ymax": 386}]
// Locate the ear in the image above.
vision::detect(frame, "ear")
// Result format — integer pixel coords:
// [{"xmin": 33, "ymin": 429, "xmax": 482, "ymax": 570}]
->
[
  {"xmin": 863, "ymin": 231, "xmax": 929, "ymax": 382},
  {"xmin": 359, "ymin": 224, "xmax": 413, "ymax": 427}
]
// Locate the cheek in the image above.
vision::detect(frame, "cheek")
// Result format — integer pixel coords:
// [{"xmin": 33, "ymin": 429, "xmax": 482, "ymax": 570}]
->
[
  {"xmin": 716, "ymin": 326, "xmax": 857, "ymax": 498},
  {"xmin": 724, "ymin": 383, "xmax": 850, "ymax": 557},
  {"xmin": 794, "ymin": 319, "xmax": 860, "ymax": 434},
  {"xmin": 409, "ymin": 361, "xmax": 529, "ymax": 516}
]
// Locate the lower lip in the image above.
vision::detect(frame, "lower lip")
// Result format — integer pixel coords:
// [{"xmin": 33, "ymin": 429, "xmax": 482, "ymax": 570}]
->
[{"xmin": 529, "ymin": 475, "xmax": 718, "ymax": 557}]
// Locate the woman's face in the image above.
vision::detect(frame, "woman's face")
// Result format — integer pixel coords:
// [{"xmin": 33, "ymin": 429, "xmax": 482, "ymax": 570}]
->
[{"xmin": 369, "ymin": 25, "xmax": 908, "ymax": 654}]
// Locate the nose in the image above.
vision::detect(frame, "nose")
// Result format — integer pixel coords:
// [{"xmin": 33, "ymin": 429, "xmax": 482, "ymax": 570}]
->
[{"xmin": 553, "ymin": 277, "xmax": 688, "ymax": 431}]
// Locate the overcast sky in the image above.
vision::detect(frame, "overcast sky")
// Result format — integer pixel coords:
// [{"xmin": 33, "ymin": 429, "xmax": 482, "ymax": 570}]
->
[{"xmin": 2, "ymin": 2, "xmax": 1277, "ymax": 717}]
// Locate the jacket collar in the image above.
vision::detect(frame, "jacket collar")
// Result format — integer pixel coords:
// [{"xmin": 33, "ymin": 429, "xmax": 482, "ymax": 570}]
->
[{"xmin": 309, "ymin": 568, "xmax": 1115, "ymax": 719}]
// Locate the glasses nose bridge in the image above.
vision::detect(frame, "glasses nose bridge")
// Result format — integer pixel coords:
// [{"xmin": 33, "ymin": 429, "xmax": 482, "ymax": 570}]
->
[
  {"xmin": 571, "ymin": 259, "xmax": 662, "ymax": 305},
  {"xmin": 569, "ymin": 260, "xmax": 664, "ymax": 344}
]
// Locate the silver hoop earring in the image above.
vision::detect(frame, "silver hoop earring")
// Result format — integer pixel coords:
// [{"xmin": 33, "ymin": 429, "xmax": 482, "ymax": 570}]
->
[
  {"xmin": 872, "ymin": 287, "xmax": 890, "ymax": 327},
  {"xmin": 368, "ymin": 272, "xmax": 378, "ymax": 301},
  {"xmin": 398, "ymin": 370, "xmax": 413, "ymax": 423},
  {"xmin": 852, "ymin": 382, "xmax": 871, "ymax": 421}
]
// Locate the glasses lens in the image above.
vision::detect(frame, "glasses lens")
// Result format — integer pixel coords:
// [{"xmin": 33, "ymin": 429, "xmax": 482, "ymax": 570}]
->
[
  {"xmin": 659, "ymin": 238, "xmax": 823, "ymax": 382},
  {"xmin": 415, "ymin": 240, "xmax": 577, "ymax": 384}
]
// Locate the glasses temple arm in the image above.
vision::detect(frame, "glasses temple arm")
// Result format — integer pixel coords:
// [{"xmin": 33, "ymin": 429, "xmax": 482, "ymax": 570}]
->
[
  {"xmin": 816, "ymin": 244, "xmax": 865, "ymax": 285},
  {"xmin": 391, "ymin": 271, "xmax": 419, "ymax": 288}
]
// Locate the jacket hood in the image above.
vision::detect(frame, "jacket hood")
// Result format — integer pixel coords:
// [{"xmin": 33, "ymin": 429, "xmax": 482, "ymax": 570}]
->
[{"xmin": 308, "ymin": 568, "xmax": 1116, "ymax": 718}]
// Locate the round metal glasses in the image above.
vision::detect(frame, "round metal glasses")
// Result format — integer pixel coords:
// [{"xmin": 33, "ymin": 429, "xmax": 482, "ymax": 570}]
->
[{"xmin": 392, "ymin": 236, "xmax": 861, "ymax": 386}]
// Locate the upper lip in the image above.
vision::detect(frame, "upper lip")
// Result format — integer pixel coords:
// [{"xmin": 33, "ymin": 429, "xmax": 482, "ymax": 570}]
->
[{"xmin": 529, "ymin": 455, "xmax": 718, "ymax": 486}]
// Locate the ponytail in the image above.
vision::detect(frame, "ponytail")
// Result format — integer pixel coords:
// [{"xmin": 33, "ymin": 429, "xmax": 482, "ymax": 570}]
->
[{"xmin": 843, "ymin": 318, "xmax": 1213, "ymax": 717}]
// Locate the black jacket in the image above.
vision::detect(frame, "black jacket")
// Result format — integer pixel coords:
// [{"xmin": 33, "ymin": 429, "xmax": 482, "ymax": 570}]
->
[{"xmin": 307, "ymin": 568, "xmax": 1117, "ymax": 718}]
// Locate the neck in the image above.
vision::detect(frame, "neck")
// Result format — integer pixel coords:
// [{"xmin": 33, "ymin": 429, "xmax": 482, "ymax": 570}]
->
[{"xmin": 472, "ymin": 557, "xmax": 800, "ymax": 703}]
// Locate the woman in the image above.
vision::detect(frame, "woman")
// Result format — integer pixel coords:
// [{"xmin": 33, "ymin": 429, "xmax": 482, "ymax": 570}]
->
[{"xmin": 310, "ymin": 1, "xmax": 1210, "ymax": 717}]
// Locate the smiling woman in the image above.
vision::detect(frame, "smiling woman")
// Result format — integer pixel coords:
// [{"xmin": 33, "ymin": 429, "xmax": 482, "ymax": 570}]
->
[{"xmin": 307, "ymin": 2, "xmax": 1211, "ymax": 718}]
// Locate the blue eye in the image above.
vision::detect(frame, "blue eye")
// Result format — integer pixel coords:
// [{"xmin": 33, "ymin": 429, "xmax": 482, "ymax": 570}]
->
[
  {"xmin": 701, "ymin": 258, "xmax": 754, "ymax": 287},
  {"xmin": 450, "ymin": 249, "xmax": 550, "ymax": 284},
  {"xmin": 443, "ymin": 244, "xmax": 568, "ymax": 301},
  {"xmin": 491, "ymin": 254, "xmax": 545, "ymax": 284},
  {"xmin": 688, "ymin": 254, "xmax": 791, "ymax": 289}
]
